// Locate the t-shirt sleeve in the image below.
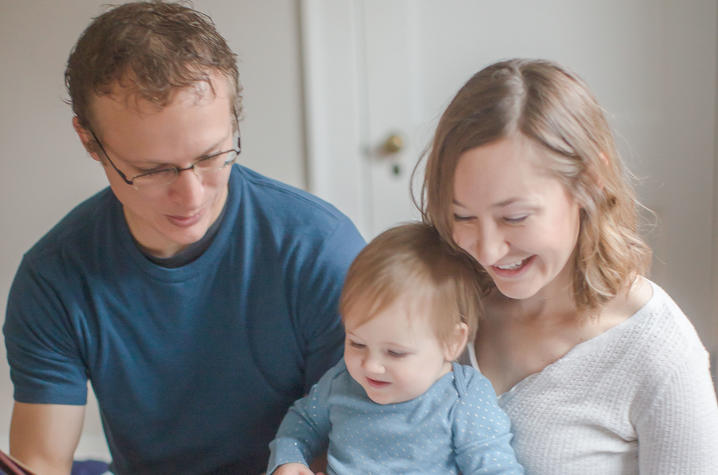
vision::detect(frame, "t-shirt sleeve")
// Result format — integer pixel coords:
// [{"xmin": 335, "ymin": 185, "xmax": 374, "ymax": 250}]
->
[
  {"xmin": 266, "ymin": 361, "xmax": 342, "ymax": 474},
  {"xmin": 3, "ymin": 256, "xmax": 88, "ymax": 405},
  {"xmin": 634, "ymin": 347, "xmax": 718, "ymax": 474},
  {"xmin": 452, "ymin": 366, "xmax": 524, "ymax": 474},
  {"xmin": 293, "ymin": 216, "xmax": 365, "ymax": 392}
]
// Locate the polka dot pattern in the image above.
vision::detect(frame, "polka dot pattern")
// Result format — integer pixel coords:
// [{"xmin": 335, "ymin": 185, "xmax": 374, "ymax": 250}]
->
[{"xmin": 267, "ymin": 361, "xmax": 523, "ymax": 474}]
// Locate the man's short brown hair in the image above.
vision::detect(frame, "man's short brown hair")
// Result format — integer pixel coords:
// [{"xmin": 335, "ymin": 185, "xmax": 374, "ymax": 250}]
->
[{"xmin": 65, "ymin": 1, "xmax": 241, "ymax": 130}]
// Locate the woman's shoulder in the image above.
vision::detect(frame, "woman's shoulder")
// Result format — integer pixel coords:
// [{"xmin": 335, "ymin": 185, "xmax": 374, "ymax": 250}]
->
[
  {"xmin": 610, "ymin": 278, "xmax": 709, "ymax": 378},
  {"xmin": 623, "ymin": 275, "xmax": 654, "ymax": 314},
  {"xmin": 602, "ymin": 277, "xmax": 696, "ymax": 341},
  {"xmin": 629, "ymin": 278, "xmax": 700, "ymax": 338}
]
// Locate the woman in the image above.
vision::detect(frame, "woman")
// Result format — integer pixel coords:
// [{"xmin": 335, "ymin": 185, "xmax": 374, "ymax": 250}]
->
[{"xmin": 418, "ymin": 58, "xmax": 718, "ymax": 473}]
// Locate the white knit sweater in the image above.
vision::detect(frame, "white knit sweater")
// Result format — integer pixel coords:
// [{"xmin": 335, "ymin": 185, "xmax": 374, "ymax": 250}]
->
[{"xmin": 465, "ymin": 281, "xmax": 718, "ymax": 474}]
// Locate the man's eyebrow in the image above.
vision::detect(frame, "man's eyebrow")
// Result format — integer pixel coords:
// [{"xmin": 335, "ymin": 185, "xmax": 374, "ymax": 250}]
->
[
  {"xmin": 128, "ymin": 134, "xmax": 231, "ymax": 167},
  {"xmin": 197, "ymin": 135, "xmax": 232, "ymax": 157}
]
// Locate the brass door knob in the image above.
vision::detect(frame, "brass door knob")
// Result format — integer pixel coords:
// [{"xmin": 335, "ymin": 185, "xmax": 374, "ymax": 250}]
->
[{"xmin": 381, "ymin": 133, "xmax": 404, "ymax": 155}]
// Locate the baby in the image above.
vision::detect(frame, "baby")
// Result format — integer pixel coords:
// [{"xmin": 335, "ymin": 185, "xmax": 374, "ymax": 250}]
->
[{"xmin": 267, "ymin": 222, "xmax": 523, "ymax": 474}]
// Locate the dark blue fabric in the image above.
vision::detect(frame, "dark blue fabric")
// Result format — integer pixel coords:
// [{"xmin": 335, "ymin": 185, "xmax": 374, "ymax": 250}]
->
[
  {"xmin": 71, "ymin": 460, "xmax": 109, "ymax": 475},
  {"xmin": 4, "ymin": 165, "xmax": 365, "ymax": 475}
]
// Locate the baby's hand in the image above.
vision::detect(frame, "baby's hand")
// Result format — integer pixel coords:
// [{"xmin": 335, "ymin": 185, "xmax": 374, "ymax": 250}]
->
[{"xmin": 272, "ymin": 463, "xmax": 315, "ymax": 475}]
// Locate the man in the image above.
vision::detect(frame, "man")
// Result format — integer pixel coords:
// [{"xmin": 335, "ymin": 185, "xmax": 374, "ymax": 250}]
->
[{"xmin": 3, "ymin": 2, "xmax": 364, "ymax": 474}]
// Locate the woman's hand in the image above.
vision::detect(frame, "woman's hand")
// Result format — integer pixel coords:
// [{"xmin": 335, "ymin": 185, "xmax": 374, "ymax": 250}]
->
[{"xmin": 272, "ymin": 462, "xmax": 316, "ymax": 475}]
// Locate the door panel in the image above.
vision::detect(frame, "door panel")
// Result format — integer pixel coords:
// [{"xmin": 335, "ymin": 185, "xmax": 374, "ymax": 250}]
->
[{"xmin": 302, "ymin": 0, "xmax": 717, "ymax": 351}]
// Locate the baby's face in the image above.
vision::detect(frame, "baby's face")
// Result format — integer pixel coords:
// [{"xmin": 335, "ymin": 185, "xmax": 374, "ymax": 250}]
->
[{"xmin": 343, "ymin": 297, "xmax": 452, "ymax": 404}]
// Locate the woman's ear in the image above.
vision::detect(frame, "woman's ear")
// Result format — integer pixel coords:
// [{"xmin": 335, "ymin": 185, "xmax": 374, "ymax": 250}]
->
[
  {"xmin": 72, "ymin": 116, "xmax": 101, "ymax": 162},
  {"xmin": 444, "ymin": 322, "xmax": 469, "ymax": 361},
  {"xmin": 589, "ymin": 152, "xmax": 609, "ymax": 190}
]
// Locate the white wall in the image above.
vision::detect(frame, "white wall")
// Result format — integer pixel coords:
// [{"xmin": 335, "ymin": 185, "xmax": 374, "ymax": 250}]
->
[
  {"xmin": 0, "ymin": 0, "xmax": 305, "ymax": 459},
  {"xmin": 714, "ymin": 2, "xmax": 718, "ymax": 383},
  {"xmin": 305, "ymin": 0, "xmax": 718, "ymax": 360}
]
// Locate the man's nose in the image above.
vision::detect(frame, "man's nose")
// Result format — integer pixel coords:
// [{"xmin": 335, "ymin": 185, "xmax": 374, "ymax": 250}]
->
[{"xmin": 168, "ymin": 166, "xmax": 204, "ymax": 205}]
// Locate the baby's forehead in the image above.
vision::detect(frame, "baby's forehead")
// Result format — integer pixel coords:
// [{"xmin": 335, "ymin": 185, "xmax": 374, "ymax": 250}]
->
[{"xmin": 345, "ymin": 295, "xmax": 445, "ymax": 339}]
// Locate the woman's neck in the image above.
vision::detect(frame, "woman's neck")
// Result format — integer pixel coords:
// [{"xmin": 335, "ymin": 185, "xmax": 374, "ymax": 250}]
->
[{"xmin": 492, "ymin": 275, "xmax": 581, "ymax": 326}]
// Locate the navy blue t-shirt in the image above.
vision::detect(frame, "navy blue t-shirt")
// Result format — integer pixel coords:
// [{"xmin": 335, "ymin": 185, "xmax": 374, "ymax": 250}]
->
[{"xmin": 4, "ymin": 165, "xmax": 365, "ymax": 474}]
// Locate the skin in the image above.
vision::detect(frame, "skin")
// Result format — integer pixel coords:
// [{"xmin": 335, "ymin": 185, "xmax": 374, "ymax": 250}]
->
[
  {"xmin": 343, "ymin": 296, "xmax": 467, "ymax": 405},
  {"xmin": 272, "ymin": 463, "xmax": 321, "ymax": 475},
  {"xmin": 9, "ymin": 72, "xmax": 236, "ymax": 473},
  {"xmin": 10, "ymin": 403, "xmax": 84, "ymax": 475},
  {"xmin": 451, "ymin": 134, "xmax": 652, "ymax": 395},
  {"xmin": 75, "ymin": 72, "xmax": 235, "ymax": 258},
  {"xmin": 273, "ymin": 296, "xmax": 467, "ymax": 474}
]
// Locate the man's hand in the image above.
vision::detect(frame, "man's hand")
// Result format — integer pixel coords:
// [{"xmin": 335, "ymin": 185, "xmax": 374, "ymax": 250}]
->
[
  {"xmin": 9, "ymin": 402, "xmax": 85, "ymax": 475},
  {"xmin": 272, "ymin": 462, "xmax": 317, "ymax": 475}
]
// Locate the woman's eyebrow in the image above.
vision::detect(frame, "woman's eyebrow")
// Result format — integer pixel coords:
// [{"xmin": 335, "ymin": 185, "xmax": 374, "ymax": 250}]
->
[
  {"xmin": 492, "ymin": 197, "xmax": 525, "ymax": 208},
  {"xmin": 453, "ymin": 197, "xmax": 531, "ymax": 209}
]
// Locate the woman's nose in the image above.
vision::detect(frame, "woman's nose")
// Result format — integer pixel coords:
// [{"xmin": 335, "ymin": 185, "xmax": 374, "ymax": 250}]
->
[
  {"xmin": 456, "ymin": 223, "xmax": 509, "ymax": 267},
  {"xmin": 478, "ymin": 229, "xmax": 509, "ymax": 265}
]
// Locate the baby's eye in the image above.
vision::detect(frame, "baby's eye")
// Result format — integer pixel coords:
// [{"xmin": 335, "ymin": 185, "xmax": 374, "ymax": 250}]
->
[
  {"xmin": 503, "ymin": 215, "xmax": 528, "ymax": 224},
  {"xmin": 386, "ymin": 350, "xmax": 407, "ymax": 358},
  {"xmin": 349, "ymin": 341, "xmax": 365, "ymax": 350}
]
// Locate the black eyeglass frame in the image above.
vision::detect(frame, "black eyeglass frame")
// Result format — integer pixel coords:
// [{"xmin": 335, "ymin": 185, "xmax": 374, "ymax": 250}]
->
[{"xmin": 88, "ymin": 129, "xmax": 241, "ymax": 188}]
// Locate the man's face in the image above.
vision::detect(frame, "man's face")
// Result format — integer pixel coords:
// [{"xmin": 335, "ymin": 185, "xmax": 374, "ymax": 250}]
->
[{"xmin": 78, "ymin": 72, "xmax": 236, "ymax": 258}]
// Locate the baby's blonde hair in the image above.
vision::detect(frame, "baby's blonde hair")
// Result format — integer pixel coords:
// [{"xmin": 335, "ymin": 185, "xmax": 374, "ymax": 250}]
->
[{"xmin": 339, "ymin": 222, "xmax": 483, "ymax": 346}]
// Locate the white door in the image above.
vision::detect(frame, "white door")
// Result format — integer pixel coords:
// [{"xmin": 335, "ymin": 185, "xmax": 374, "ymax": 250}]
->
[{"xmin": 301, "ymin": 0, "xmax": 717, "ymax": 351}]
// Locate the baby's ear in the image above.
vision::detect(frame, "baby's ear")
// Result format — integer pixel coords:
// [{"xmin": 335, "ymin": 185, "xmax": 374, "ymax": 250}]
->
[{"xmin": 444, "ymin": 322, "xmax": 469, "ymax": 361}]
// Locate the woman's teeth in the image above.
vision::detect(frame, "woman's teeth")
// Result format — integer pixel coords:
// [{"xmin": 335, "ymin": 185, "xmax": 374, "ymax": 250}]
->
[{"xmin": 497, "ymin": 259, "xmax": 525, "ymax": 270}]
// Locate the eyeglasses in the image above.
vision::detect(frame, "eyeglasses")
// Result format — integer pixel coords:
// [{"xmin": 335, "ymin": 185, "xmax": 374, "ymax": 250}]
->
[{"xmin": 89, "ymin": 129, "xmax": 241, "ymax": 190}]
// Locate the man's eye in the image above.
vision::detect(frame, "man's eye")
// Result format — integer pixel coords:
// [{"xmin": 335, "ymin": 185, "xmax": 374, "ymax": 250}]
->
[
  {"xmin": 195, "ymin": 153, "xmax": 222, "ymax": 167},
  {"xmin": 136, "ymin": 167, "xmax": 174, "ymax": 177}
]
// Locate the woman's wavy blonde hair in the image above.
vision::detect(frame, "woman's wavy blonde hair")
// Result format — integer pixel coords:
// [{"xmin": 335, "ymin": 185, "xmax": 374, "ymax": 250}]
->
[{"xmin": 416, "ymin": 58, "xmax": 651, "ymax": 313}]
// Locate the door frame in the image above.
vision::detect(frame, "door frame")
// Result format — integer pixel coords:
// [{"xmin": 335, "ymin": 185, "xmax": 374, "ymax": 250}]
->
[{"xmin": 300, "ymin": 0, "xmax": 369, "ymax": 237}]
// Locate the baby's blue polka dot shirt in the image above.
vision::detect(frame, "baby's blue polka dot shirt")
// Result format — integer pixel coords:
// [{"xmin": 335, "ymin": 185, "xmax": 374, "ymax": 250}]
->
[{"xmin": 267, "ymin": 360, "xmax": 523, "ymax": 474}]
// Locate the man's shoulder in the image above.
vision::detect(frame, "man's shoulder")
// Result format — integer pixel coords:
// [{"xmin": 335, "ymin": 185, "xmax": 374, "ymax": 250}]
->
[
  {"xmin": 24, "ymin": 187, "xmax": 115, "ymax": 264},
  {"xmin": 232, "ymin": 166, "xmax": 364, "ymax": 249},
  {"xmin": 235, "ymin": 166, "xmax": 349, "ymax": 225}
]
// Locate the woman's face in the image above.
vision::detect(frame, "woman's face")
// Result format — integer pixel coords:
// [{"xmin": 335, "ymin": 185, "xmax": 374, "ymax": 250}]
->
[{"xmin": 451, "ymin": 135, "xmax": 581, "ymax": 302}]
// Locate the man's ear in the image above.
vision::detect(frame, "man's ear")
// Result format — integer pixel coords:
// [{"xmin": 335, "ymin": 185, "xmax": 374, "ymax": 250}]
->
[
  {"xmin": 72, "ymin": 116, "xmax": 101, "ymax": 162},
  {"xmin": 444, "ymin": 322, "xmax": 469, "ymax": 361}
]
